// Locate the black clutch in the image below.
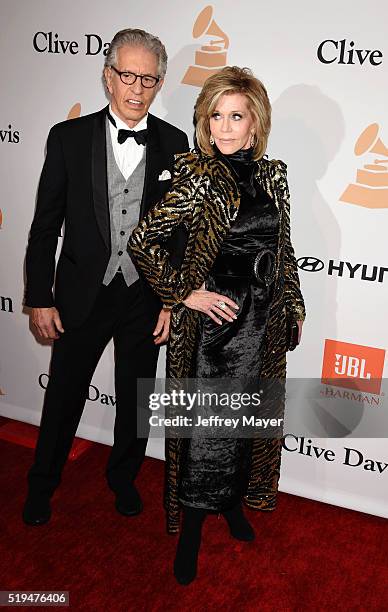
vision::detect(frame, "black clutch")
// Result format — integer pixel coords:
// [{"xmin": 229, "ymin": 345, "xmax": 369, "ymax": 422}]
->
[{"xmin": 286, "ymin": 318, "xmax": 299, "ymax": 351}]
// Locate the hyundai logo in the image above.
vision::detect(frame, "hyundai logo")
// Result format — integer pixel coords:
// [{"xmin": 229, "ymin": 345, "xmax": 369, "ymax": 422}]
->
[{"xmin": 297, "ymin": 257, "xmax": 325, "ymax": 272}]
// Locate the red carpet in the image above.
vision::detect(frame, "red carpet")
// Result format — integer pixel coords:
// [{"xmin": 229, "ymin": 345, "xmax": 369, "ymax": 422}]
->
[{"xmin": 0, "ymin": 429, "xmax": 387, "ymax": 611}]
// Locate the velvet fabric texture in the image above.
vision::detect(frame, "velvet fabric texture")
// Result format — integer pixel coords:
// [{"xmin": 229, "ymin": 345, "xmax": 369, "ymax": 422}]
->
[
  {"xmin": 179, "ymin": 149, "xmax": 279, "ymax": 511},
  {"xmin": 129, "ymin": 150, "xmax": 306, "ymax": 533},
  {"xmin": 213, "ymin": 144, "xmax": 258, "ymax": 197}
]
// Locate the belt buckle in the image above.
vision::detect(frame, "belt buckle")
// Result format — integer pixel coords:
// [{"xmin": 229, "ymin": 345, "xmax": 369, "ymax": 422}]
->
[{"xmin": 253, "ymin": 249, "xmax": 276, "ymax": 287}]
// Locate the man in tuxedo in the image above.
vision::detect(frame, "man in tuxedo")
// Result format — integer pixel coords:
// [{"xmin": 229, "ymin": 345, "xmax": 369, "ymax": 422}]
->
[{"xmin": 23, "ymin": 28, "xmax": 189, "ymax": 525}]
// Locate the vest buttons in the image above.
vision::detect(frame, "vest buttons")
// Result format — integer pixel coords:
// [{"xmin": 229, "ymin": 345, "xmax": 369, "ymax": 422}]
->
[
  {"xmin": 124, "ymin": 188, "xmax": 129, "ymax": 193},
  {"xmin": 120, "ymin": 230, "xmax": 125, "ymax": 236},
  {"xmin": 118, "ymin": 250, "xmax": 123, "ymax": 256},
  {"xmin": 122, "ymin": 209, "xmax": 127, "ymax": 214}
]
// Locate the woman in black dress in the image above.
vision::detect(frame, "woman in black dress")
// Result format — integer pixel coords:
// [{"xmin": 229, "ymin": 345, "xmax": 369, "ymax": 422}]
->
[{"xmin": 129, "ymin": 67, "xmax": 305, "ymax": 585}]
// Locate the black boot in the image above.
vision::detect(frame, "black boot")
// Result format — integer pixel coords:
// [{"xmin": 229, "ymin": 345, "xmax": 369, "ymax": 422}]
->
[
  {"xmin": 222, "ymin": 503, "xmax": 255, "ymax": 541},
  {"xmin": 173, "ymin": 506, "xmax": 207, "ymax": 585}
]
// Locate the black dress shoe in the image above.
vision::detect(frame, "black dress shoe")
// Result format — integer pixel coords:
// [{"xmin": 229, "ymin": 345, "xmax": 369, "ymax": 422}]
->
[
  {"xmin": 115, "ymin": 485, "xmax": 143, "ymax": 516},
  {"xmin": 222, "ymin": 503, "xmax": 255, "ymax": 541},
  {"xmin": 22, "ymin": 496, "xmax": 51, "ymax": 526}
]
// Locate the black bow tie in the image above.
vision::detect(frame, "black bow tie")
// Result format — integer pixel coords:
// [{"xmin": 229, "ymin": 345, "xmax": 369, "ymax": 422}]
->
[
  {"xmin": 117, "ymin": 128, "xmax": 147, "ymax": 146},
  {"xmin": 106, "ymin": 109, "xmax": 147, "ymax": 146}
]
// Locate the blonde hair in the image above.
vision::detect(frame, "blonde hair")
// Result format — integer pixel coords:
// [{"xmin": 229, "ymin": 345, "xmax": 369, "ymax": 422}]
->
[{"xmin": 195, "ymin": 66, "xmax": 271, "ymax": 161}]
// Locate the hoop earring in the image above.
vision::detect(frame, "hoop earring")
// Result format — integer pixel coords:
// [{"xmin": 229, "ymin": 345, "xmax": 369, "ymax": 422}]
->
[
  {"xmin": 250, "ymin": 133, "xmax": 255, "ymax": 148},
  {"xmin": 209, "ymin": 135, "xmax": 215, "ymax": 145}
]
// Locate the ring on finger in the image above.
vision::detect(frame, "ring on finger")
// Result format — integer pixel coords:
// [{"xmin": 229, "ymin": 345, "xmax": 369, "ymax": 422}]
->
[{"xmin": 217, "ymin": 300, "xmax": 227, "ymax": 310}]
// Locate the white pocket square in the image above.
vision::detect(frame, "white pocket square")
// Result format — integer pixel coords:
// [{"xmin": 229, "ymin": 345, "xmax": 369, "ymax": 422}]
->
[{"xmin": 158, "ymin": 170, "xmax": 171, "ymax": 181}]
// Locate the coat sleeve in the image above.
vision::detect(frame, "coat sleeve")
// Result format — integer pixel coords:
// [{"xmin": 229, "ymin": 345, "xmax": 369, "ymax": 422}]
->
[
  {"xmin": 128, "ymin": 154, "xmax": 196, "ymax": 308},
  {"xmin": 25, "ymin": 126, "xmax": 66, "ymax": 307},
  {"xmin": 277, "ymin": 161, "xmax": 306, "ymax": 322}
]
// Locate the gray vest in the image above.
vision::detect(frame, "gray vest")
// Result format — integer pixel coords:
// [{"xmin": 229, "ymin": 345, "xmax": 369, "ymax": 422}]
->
[{"xmin": 103, "ymin": 119, "xmax": 146, "ymax": 287}]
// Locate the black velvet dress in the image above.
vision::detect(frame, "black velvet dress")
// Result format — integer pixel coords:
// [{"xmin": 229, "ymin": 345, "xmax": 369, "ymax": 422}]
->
[{"xmin": 179, "ymin": 148, "xmax": 280, "ymax": 511}]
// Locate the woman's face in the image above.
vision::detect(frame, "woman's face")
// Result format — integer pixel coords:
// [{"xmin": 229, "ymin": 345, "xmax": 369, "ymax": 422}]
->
[{"xmin": 209, "ymin": 92, "xmax": 255, "ymax": 154}]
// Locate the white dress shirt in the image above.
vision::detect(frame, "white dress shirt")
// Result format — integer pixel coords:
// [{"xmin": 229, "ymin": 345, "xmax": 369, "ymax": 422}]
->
[{"xmin": 108, "ymin": 105, "xmax": 147, "ymax": 181}]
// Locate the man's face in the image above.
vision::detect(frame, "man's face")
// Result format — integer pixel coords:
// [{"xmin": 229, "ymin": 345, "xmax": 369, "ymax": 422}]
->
[{"xmin": 104, "ymin": 44, "xmax": 163, "ymax": 128}]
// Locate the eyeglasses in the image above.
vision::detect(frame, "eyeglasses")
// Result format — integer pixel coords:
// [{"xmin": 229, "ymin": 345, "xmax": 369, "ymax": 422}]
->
[{"xmin": 110, "ymin": 66, "xmax": 160, "ymax": 89}]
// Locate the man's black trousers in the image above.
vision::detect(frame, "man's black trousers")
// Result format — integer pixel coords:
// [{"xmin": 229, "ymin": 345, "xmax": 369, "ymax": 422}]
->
[{"xmin": 27, "ymin": 275, "xmax": 159, "ymax": 498}]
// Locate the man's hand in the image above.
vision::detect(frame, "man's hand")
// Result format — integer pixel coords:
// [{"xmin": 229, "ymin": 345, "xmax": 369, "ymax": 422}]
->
[
  {"xmin": 30, "ymin": 307, "xmax": 64, "ymax": 340},
  {"xmin": 153, "ymin": 308, "xmax": 171, "ymax": 345}
]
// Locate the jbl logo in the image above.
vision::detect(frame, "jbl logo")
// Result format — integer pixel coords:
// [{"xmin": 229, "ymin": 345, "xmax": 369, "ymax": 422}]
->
[
  {"xmin": 334, "ymin": 354, "xmax": 371, "ymax": 379},
  {"xmin": 322, "ymin": 340, "xmax": 385, "ymax": 395}
]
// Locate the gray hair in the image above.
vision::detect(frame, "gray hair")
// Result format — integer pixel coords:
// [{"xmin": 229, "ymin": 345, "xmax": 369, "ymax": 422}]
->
[{"xmin": 105, "ymin": 28, "xmax": 168, "ymax": 78}]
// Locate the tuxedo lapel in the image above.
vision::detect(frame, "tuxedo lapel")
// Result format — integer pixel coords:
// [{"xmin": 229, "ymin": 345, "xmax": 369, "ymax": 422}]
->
[
  {"xmin": 140, "ymin": 113, "xmax": 168, "ymax": 219},
  {"xmin": 91, "ymin": 107, "xmax": 110, "ymax": 250}
]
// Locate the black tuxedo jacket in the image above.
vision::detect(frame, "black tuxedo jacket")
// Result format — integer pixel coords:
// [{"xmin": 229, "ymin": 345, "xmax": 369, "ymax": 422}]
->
[{"xmin": 25, "ymin": 106, "xmax": 189, "ymax": 328}]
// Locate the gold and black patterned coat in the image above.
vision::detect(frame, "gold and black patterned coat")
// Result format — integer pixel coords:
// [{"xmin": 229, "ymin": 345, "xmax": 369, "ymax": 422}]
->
[{"xmin": 129, "ymin": 150, "xmax": 305, "ymax": 534}]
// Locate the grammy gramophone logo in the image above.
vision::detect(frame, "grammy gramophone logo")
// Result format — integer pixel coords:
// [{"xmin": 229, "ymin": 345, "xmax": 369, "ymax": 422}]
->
[
  {"xmin": 340, "ymin": 123, "xmax": 388, "ymax": 209},
  {"xmin": 182, "ymin": 5, "xmax": 229, "ymax": 88},
  {"xmin": 67, "ymin": 103, "xmax": 81, "ymax": 120}
]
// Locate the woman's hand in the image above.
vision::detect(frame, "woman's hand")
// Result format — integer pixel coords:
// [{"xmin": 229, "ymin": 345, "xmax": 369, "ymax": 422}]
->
[{"xmin": 183, "ymin": 289, "xmax": 239, "ymax": 324}]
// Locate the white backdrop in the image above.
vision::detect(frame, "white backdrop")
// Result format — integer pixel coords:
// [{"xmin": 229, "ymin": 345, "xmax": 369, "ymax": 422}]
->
[{"xmin": 1, "ymin": 0, "xmax": 387, "ymax": 518}]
